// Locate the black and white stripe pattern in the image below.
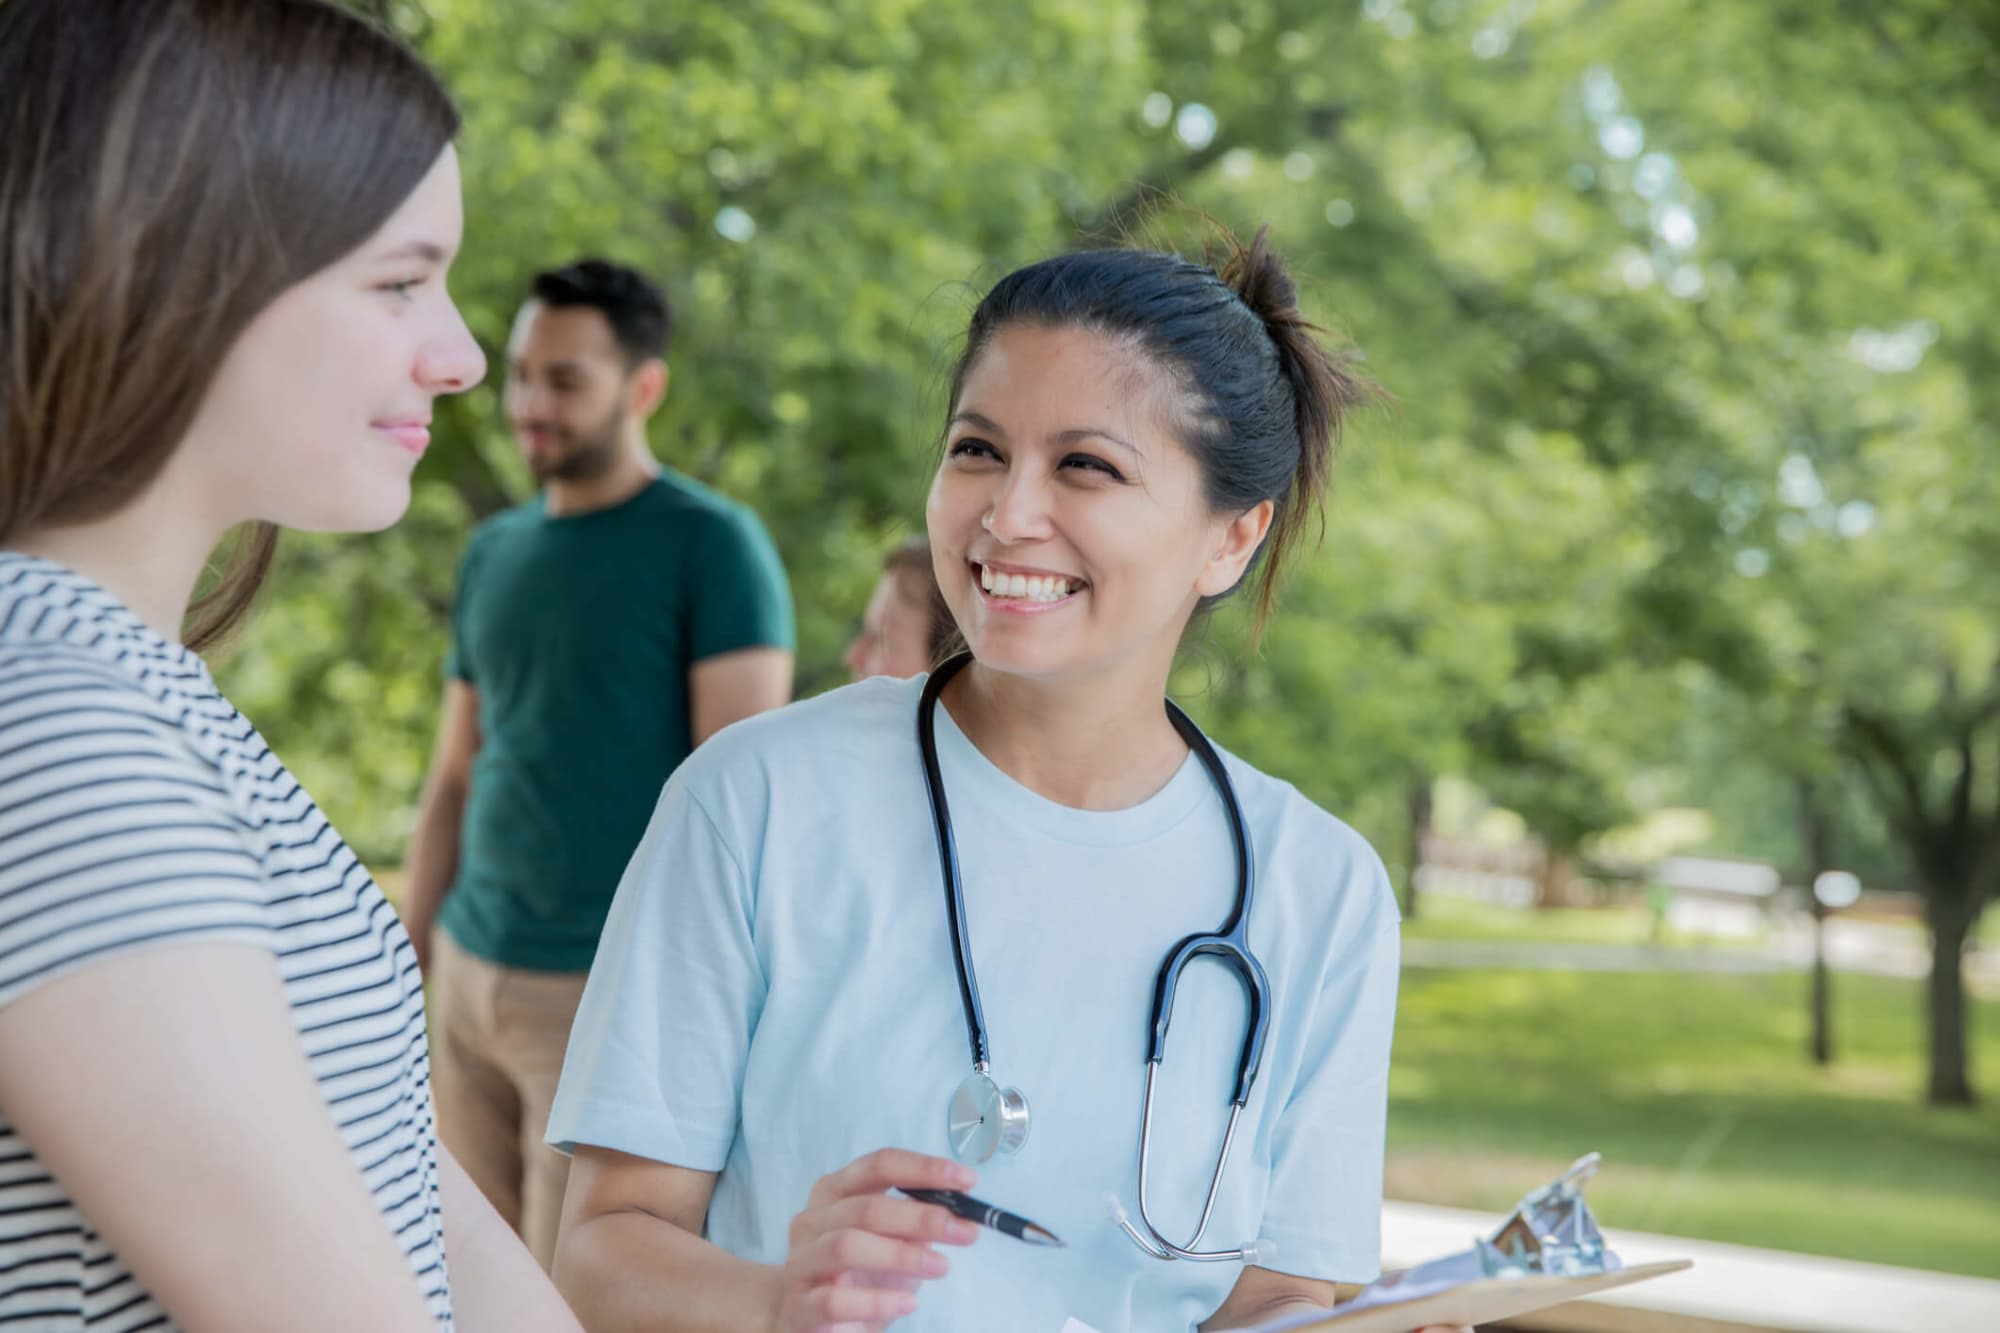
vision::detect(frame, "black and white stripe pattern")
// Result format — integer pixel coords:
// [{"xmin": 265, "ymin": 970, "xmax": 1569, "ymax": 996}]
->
[{"xmin": 0, "ymin": 554, "xmax": 451, "ymax": 1329}]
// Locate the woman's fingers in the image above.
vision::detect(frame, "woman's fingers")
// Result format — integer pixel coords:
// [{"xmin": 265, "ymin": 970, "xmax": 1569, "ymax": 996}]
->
[
  {"xmin": 793, "ymin": 1224, "xmax": 954, "ymax": 1286},
  {"xmin": 836, "ymin": 1274, "xmax": 921, "ymax": 1295},
  {"xmin": 788, "ymin": 1192, "xmax": 978, "ymax": 1260},
  {"xmin": 788, "ymin": 1277, "xmax": 919, "ymax": 1329},
  {"xmin": 811, "ymin": 1147, "xmax": 975, "ymax": 1208},
  {"xmin": 783, "ymin": 1147, "xmax": 983, "ymax": 1332},
  {"xmin": 825, "ymin": 1193, "xmax": 980, "ymax": 1246}
]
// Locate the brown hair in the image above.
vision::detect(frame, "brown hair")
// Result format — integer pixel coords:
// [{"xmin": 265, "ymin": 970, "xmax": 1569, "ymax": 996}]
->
[
  {"xmin": 0, "ymin": 0, "xmax": 459, "ymax": 649},
  {"xmin": 882, "ymin": 537, "xmax": 960, "ymax": 666},
  {"xmin": 946, "ymin": 225, "xmax": 1371, "ymax": 642}
]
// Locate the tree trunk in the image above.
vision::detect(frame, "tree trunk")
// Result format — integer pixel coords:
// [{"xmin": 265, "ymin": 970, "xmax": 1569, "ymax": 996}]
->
[
  {"xmin": 1925, "ymin": 891, "xmax": 1976, "ymax": 1106},
  {"xmin": 1405, "ymin": 776, "xmax": 1433, "ymax": 921},
  {"xmin": 1796, "ymin": 777, "xmax": 1835, "ymax": 1065},
  {"xmin": 1810, "ymin": 906, "xmax": 1833, "ymax": 1065},
  {"xmin": 1536, "ymin": 851, "xmax": 1575, "ymax": 909}
]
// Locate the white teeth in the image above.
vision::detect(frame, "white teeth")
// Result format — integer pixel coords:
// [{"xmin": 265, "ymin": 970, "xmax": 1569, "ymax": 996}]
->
[{"xmin": 980, "ymin": 564, "xmax": 1080, "ymax": 602}]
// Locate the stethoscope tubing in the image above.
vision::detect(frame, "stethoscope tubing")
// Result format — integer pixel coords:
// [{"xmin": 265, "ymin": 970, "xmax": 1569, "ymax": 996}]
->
[
  {"xmin": 917, "ymin": 651, "xmax": 1277, "ymax": 1263},
  {"xmin": 917, "ymin": 653, "xmax": 992, "ymax": 1072},
  {"xmin": 917, "ymin": 652, "xmax": 1270, "ymax": 1100},
  {"xmin": 1147, "ymin": 702, "xmax": 1270, "ymax": 1106}
]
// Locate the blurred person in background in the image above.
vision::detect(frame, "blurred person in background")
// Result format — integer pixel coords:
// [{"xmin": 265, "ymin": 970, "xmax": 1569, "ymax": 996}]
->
[
  {"xmin": 399, "ymin": 258, "xmax": 795, "ymax": 1271},
  {"xmin": 846, "ymin": 536, "xmax": 959, "ymax": 680}
]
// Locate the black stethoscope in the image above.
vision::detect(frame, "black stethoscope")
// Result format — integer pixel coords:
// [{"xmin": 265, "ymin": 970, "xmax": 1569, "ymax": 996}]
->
[{"xmin": 917, "ymin": 651, "xmax": 1274, "ymax": 1263}]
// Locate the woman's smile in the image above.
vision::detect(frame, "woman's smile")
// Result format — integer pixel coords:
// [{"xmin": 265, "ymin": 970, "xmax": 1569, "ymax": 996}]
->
[{"xmin": 971, "ymin": 559, "xmax": 1088, "ymax": 613}]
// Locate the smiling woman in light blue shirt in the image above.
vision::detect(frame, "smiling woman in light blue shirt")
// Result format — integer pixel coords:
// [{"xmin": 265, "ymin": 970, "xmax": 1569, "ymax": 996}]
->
[{"xmin": 548, "ymin": 232, "xmax": 1426, "ymax": 1333}]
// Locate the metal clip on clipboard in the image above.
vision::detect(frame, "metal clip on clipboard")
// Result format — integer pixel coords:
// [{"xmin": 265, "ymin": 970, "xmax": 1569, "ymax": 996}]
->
[{"xmin": 1234, "ymin": 1153, "xmax": 1692, "ymax": 1333}]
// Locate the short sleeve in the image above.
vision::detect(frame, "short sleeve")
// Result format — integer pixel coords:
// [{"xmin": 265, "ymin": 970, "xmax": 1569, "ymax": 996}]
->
[
  {"xmin": 1256, "ymin": 861, "xmax": 1402, "ymax": 1283},
  {"xmin": 442, "ymin": 539, "xmax": 480, "ymax": 684},
  {"xmin": 546, "ymin": 770, "xmax": 766, "ymax": 1170},
  {"xmin": 0, "ymin": 655, "xmax": 275, "ymax": 1011},
  {"xmin": 686, "ymin": 505, "xmax": 795, "ymax": 661}
]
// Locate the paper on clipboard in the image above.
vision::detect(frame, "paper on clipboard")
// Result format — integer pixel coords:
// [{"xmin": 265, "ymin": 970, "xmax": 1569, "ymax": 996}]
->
[
  {"xmin": 1234, "ymin": 1154, "xmax": 1690, "ymax": 1333},
  {"xmin": 1235, "ymin": 1260, "xmax": 1692, "ymax": 1332}
]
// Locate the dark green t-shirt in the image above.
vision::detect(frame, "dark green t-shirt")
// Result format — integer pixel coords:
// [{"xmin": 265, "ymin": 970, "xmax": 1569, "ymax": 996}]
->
[{"xmin": 437, "ymin": 473, "xmax": 793, "ymax": 972}]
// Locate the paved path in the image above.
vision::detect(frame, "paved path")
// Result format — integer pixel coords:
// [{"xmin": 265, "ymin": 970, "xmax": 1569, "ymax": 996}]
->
[
  {"xmin": 1403, "ymin": 939, "xmax": 1794, "ymax": 973},
  {"xmin": 1403, "ymin": 918, "xmax": 2000, "ymax": 995}
]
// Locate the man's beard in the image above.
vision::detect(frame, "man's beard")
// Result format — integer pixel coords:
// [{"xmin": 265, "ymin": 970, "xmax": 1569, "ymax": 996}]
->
[{"xmin": 524, "ymin": 409, "xmax": 625, "ymax": 482}]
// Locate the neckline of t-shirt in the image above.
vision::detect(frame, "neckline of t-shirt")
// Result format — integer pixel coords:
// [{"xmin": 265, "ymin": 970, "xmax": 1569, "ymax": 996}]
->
[
  {"xmin": 532, "ymin": 476, "xmax": 665, "ymax": 525},
  {"xmin": 0, "ymin": 550, "xmax": 213, "ymax": 682},
  {"xmin": 921, "ymin": 674, "xmax": 1218, "ymax": 847}
]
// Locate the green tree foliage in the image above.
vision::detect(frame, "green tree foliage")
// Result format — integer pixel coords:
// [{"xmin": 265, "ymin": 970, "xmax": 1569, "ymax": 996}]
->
[
  {"xmin": 1145, "ymin": 0, "xmax": 1999, "ymax": 1101},
  {"xmin": 1548, "ymin": 1, "xmax": 1999, "ymax": 1103},
  {"xmin": 225, "ymin": 0, "xmax": 1993, "ymax": 1100}
]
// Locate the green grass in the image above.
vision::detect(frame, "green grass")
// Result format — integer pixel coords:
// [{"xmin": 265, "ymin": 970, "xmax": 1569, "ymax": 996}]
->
[{"xmin": 1388, "ymin": 966, "xmax": 2000, "ymax": 1278}]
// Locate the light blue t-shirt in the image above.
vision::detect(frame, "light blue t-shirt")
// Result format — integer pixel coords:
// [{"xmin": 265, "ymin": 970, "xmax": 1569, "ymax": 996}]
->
[{"xmin": 549, "ymin": 674, "xmax": 1401, "ymax": 1332}]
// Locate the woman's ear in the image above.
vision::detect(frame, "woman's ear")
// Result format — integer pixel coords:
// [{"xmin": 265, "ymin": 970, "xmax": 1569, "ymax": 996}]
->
[{"xmin": 1193, "ymin": 499, "xmax": 1275, "ymax": 598}]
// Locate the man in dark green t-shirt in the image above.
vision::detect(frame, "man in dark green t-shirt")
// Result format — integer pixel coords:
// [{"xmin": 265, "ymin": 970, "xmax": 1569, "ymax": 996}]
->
[{"xmin": 400, "ymin": 259, "xmax": 793, "ymax": 1270}]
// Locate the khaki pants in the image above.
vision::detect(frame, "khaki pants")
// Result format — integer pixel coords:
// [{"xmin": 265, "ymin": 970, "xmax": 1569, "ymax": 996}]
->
[{"xmin": 429, "ymin": 930, "xmax": 589, "ymax": 1271}]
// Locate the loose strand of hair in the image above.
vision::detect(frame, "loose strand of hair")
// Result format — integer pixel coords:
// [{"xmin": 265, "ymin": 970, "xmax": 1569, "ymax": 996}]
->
[{"xmin": 183, "ymin": 523, "xmax": 280, "ymax": 654}]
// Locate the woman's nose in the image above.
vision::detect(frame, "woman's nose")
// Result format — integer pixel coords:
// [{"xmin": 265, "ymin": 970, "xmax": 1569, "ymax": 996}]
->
[
  {"xmin": 418, "ymin": 302, "xmax": 488, "ymax": 395},
  {"xmin": 982, "ymin": 471, "xmax": 1054, "ymax": 543}
]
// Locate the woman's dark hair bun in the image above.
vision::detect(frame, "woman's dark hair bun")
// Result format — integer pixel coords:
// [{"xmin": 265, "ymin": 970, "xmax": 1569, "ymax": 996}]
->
[{"xmin": 1215, "ymin": 225, "xmax": 1372, "ymax": 629}]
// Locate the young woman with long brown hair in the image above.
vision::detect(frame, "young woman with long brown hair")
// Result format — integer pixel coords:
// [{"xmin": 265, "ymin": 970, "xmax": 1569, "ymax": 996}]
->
[{"xmin": 0, "ymin": 2, "xmax": 579, "ymax": 1327}]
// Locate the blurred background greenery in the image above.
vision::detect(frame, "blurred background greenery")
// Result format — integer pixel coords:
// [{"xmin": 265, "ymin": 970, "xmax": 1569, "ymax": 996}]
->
[{"xmin": 229, "ymin": 0, "xmax": 1996, "ymax": 1273}]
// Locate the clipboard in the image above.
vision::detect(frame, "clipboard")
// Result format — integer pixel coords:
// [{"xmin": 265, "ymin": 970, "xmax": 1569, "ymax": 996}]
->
[{"xmin": 1237, "ymin": 1259, "xmax": 1693, "ymax": 1332}]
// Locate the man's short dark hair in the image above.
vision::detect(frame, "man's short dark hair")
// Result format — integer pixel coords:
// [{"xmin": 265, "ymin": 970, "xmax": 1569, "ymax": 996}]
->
[{"xmin": 529, "ymin": 258, "xmax": 671, "ymax": 364}]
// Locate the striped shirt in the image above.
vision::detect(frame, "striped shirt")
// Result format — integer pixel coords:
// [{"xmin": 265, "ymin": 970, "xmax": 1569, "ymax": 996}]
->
[{"xmin": 0, "ymin": 553, "xmax": 451, "ymax": 1329}]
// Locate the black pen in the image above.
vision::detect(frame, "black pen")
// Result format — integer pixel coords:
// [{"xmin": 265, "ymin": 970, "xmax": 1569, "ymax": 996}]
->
[{"xmin": 895, "ymin": 1187, "xmax": 1064, "ymax": 1247}]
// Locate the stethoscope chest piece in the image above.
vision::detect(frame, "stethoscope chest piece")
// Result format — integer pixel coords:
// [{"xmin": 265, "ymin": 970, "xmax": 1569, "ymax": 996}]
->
[{"xmin": 947, "ymin": 1067, "xmax": 1030, "ymax": 1163}]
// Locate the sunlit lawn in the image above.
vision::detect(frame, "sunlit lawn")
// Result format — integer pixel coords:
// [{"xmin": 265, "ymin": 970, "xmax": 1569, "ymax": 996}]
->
[{"xmin": 1388, "ymin": 965, "xmax": 2000, "ymax": 1278}]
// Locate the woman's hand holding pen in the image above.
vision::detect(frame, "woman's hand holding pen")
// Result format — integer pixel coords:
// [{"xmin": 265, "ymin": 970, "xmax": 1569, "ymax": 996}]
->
[{"xmin": 775, "ymin": 1148, "xmax": 982, "ymax": 1332}]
